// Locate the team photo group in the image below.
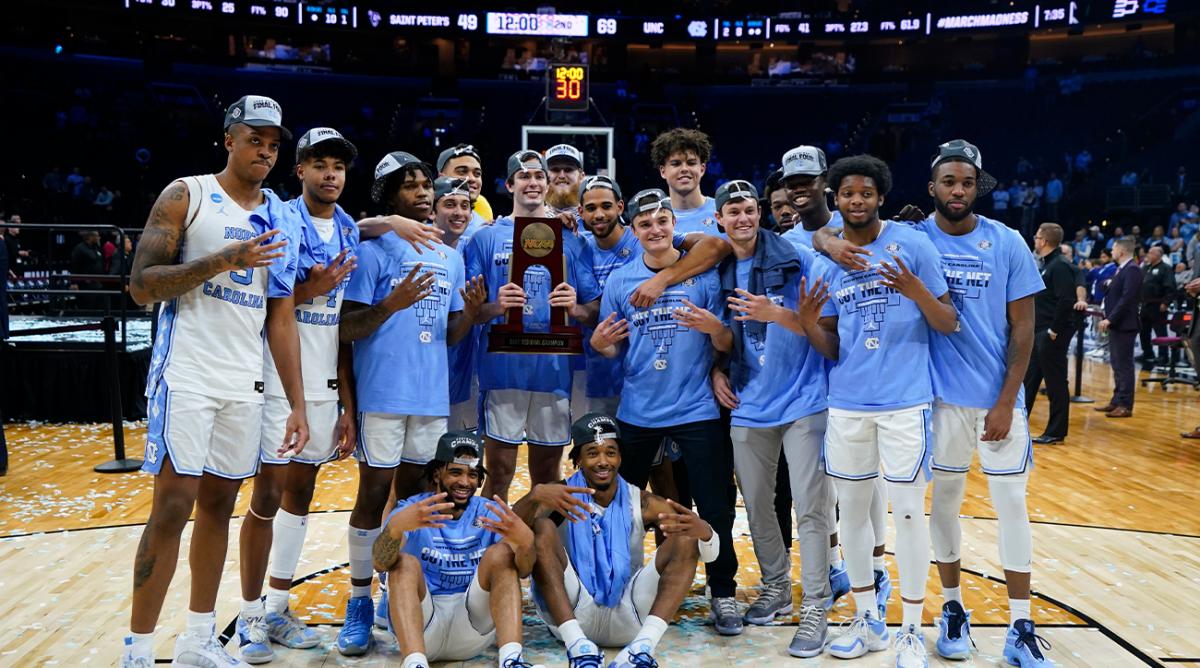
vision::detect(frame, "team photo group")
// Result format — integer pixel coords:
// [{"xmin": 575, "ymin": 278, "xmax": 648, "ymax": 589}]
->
[{"xmin": 120, "ymin": 93, "xmax": 1056, "ymax": 668}]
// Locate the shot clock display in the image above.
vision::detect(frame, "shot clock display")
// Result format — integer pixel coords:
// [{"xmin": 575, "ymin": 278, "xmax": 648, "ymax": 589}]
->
[{"xmin": 547, "ymin": 64, "xmax": 589, "ymax": 112}]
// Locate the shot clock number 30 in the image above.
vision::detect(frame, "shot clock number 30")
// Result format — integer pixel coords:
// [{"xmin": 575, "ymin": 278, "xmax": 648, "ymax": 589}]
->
[{"xmin": 547, "ymin": 64, "xmax": 589, "ymax": 112}]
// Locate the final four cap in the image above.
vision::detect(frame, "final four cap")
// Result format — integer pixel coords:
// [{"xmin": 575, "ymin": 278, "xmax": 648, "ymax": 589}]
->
[
  {"xmin": 570, "ymin": 413, "xmax": 621, "ymax": 456},
  {"xmin": 436, "ymin": 143, "xmax": 482, "ymax": 173},
  {"xmin": 295, "ymin": 127, "xmax": 358, "ymax": 164},
  {"xmin": 545, "ymin": 143, "xmax": 584, "ymax": 169},
  {"xmin": 715, "ymin": 179, "xmax": 759, "ymax": 211},
  {"xmin": 506, "ymin": 149, "xmax": 548, "ymax": 179},
  {"xmin": 223, "ymin": 95, "xmax": 292, "ymax": 141},
  {"xmin": 371, "ymin": 151, "xmax": 430, "ymax": 203},
  {"xmin": 433, "ymin": 431, "xmax": 484, "ymax": 467},
  {"xmin": 931, "ymin": 139, "xmax": 997, "ymax": 197},
  {"xmin": 433, "ymin": 176, "xmax": 473, "ymax": 205},
  {"xmin": 781, "ymin": 145, "xmax": 827, "ymax": 179},
  {"xmin": 629, "ymin": 188, "xmax": 672, "ymax": 215},
  {"xmin": 578, "ymin": 174, "xmax": 623, "ymax": 202}
]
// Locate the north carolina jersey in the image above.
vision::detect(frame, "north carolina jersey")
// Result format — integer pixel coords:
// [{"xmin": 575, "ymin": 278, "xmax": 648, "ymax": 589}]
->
[
  {"xmin": 386, "ymin": 493, "xmax": 502, "ymax": 596},
  {"xmin": 915, "ymin": 215, "xmax": 1044, "ymax": 409},
  {"xmin": 819, "ymin": 222, "xmax": 949, "ymax": 411},
  {"xmin": 345, "ymin": 232, "xmax": 465, "ymax": 416},
  {"xmin": 672, "ymin": 197, "xmax": 724, "ymax": 238},
  {"xmin": 146, "ymin": 174, "xmax": 294, "ymax": 404},
  {"xmin": 262, "ymin": 200, "xmax": 359, "ymax": 401},
  {"xmin": 781, "ymin": 211, "xmax": 843, "ymax": 252},
  {"xmin": 465, "ymin": 216, "xmax": 601, "ymax": 396},
  {"xmin": 601, "ymin": 258, "xmax": 722, "ymax": 427}
]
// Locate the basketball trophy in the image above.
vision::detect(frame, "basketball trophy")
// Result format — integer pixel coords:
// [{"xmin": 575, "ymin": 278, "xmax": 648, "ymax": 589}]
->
[{"xmin": 487, "ymin": 216, "xmax": 584, "ymax": 354}]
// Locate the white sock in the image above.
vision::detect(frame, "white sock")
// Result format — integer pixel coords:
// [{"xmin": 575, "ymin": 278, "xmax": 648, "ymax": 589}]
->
[
  {"xmin": 126, "ymin": 631, "xmax": 154, "ymax": 658},
  {"xmin": 1010, "ymin": 598, "xmax": 1032, "ymax": 626},
  {"xmin": 631, "ymin": 615, "xmax": 668, "ymax": 652},
  {"xmin": 497, "ymin": 642, "xmax": 523, "ymax": 667},
  {"xmin": 559, "ymin": 619, "xmax": 587, "ymax": 653},
  {"xmin": 402, "ymin": 652, "xmax": 429, "ymax": 668},
  {"xmin": 853, "ymin": 591, "xmax": 876, "ymax": 618},
  {"xmin": 901, "ymin": 601, "xmax": 923, "ymax": 632},
  {"xmin": 943, "ymin": 586, "xmax": 963, "ymax": 606},
  {"xmin": 186, "ymin": 610, "xmax": 216, "ymax": 638},
  {"xmin": 829, "ymin": 543, "xmax": 842, "ymax": 568},
  {"xmin": 268, "ymin": 509, "xmax": 309, "ymax": 582},
  {"xmin": 240, "ymin": 598, "xmax": 265, "ymax": 620},
  {"xmin": 348, "ymin": 525, "xmax": 381, "ymax": 598},
  {"xmin": 265, "ymin": 586, "xmax": 290, "ymax": 614},
  {"xmin": 872, "ymin": 554, "xmax": 885, "ymax": 572}
]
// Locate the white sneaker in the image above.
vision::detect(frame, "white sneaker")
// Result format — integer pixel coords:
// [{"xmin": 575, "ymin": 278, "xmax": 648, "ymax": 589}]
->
[
  {"xmin": 827, "ymin": 612, "xmax": 890, "ymax": 659},
  {"xmin": 173, "ymin": 630, "xmax": 249, "ymax": 667},
  {"xmin": 893, "ymin": 627, "xmax": 929, "ymax": 668},
  {"xmin": 120, "ymin": 640, "xmax": 154, "ymax": 668}
]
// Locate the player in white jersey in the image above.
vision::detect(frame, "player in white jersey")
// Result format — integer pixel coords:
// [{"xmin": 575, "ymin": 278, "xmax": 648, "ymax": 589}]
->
[
  {"xmin": 121, "ymin": 95, "xmax": 308, "ymax": 668},
  {"xmin": 235, "ymin": 127, "xmax": 361, "ymax": 664},
  {"xmin": 514, "ymin": 414, "xmax": 719, "ymax": 668}
]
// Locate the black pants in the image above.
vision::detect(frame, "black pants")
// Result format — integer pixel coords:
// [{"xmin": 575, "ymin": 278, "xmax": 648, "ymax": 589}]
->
[
  {"xmin": 1139, "ymin": 304, "xmax": 1168, "ymax": 361},
  {"xmin": 1108, "ymin": 329, "xmax": 1137, "ymax": 409},
  {"xmin": 616, "ymin": 417, "xmax": 738, "ymax": 598},
  {"xmin": 1024, "ymin": 328, "xmax": 1072, "ymax": 438}
]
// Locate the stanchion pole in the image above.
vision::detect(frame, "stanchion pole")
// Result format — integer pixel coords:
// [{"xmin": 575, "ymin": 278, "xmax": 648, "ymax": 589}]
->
[
  {"xmin": 95, "ymin": 316, "xmax": 142, "ymax": 473},
  {"xmin": 1071, "ymin": 312, "xmax": 1095, "ymax": 403}
]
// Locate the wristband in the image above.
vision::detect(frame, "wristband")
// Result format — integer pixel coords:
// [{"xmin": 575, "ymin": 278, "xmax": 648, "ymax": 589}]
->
[{"xmin": 697, "ymin": 528, "xmax": 720, "ymax": 563}]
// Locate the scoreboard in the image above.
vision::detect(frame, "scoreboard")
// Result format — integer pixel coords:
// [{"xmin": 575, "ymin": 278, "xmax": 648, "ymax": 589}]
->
[{"xmin": 547, "ymin": 65, "xmax": 588, "ymax": 113}]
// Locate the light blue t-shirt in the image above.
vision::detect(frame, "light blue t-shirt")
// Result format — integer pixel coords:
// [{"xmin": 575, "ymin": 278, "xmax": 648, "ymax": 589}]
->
[
  {"xmin": 583, "ymin": 230, "xmax": 689, "ymax": 399},
  {"xmin": 385, "ymin": 493, "xmax": 501, "ymax": 596},
  {"xmin": 730, "ymin": 246, "xmax": 830, "ymax": 427},
  {"xmin": 345, "ymin": 233, "xmax": 465, "ymax": 415},
  {"xmin": 672, "ymin": 197, "xmax": 724, "ymax": 238},
  {"xmin": 781, "ymin": 211, "xmax": 844, "ymax": 252},
  {"xmin": 915, "ymin": 216, "xmax": 1044, "ymax": 410},
  {"xmin": 464, "ymin": 216, "xmax": 602, "ymax": 396},
  {"xmin": 601, "ymin": 257, "xmax": 722, "ymax": 427},
  {"xmin": 819, "ymin": 222, "xmax": 949, "ymax": 411}
]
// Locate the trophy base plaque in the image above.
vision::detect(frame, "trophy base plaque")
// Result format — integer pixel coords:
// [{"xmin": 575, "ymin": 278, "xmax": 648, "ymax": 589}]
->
[{"xmin": 488, "ymin": 327, "xmax": 584, "ymax": 355}]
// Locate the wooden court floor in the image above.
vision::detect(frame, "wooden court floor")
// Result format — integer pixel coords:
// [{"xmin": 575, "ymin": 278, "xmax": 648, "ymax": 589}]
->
[{"xmin": 1, "ymin": 359, "xmax": 1198, "ymax": 667}]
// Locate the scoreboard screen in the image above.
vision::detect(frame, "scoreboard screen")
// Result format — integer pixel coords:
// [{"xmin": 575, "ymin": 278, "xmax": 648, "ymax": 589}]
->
[{"xmin": 547, "ymin": 64, "xmax": 588, "ymax": 113}]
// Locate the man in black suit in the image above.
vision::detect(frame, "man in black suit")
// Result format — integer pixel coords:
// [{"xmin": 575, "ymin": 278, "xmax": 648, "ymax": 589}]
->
[
  {"xmin": 1025, "ymin": 223, "xmax": 1077, "ymax": 444},
  {"xmin": 1096, "ymin": 237, "xmax": 1142, "ymax": 418},
  {"xmin": 1138, "ymin": 246, "xmax": 1176, "ymax": 367}
]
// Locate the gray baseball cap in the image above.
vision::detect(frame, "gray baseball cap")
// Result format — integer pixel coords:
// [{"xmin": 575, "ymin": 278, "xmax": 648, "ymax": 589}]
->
[
  {"xmin": 545, "ymin": 143, "xmax": 584, "ymax": 169},
  {"xmin": 433, "ymin": 176, "xmax": 473, "ymax": 205},
  {"xmin": 629, "ymin": 188, "xmax": 673, "ymax": 216},
  {"xmin": 436, "ymin": 144, "xmax": 482, "ymax": 173},
  {"xmin": 715, "ymin": 179, "xmax": 759, "ymax": 211},
  {"xmin": 507, "ymin": 149, "xmax": 548, "ymax": 179},
  {"xmin": 223, "ymin": 95, "xmax": 292, "ymax": 141},
  {"xmin": 371, "ymin": 151, "xmax": 431, "ymax": 203},
  {"xmin": 578, "ymin": 175, "xmax": 623, "ymax": 203},
  {"xmin": 295, "ymin": 126, "xmax": 357, "ymax": 164},
  {"xmin": 931, "ymin": 139, "xmax": 997, "ymax": 197},
  {"xmin": 781, "ymin": 145, "xmax": 827, "ymax": 179}
]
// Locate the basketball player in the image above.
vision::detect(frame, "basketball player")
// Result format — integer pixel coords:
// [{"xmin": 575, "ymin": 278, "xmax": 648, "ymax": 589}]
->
[
  {"xmin": 432, "ymin": 176, "xmax": 485, "ymax": 431},
  {"xmin": 788, "ymin": 144, "xmax": 890, "ymax": 618},
  {"xmin": 335, "ymin": 151, "xmax": 485, "ymax": 657},
  {"xmin": 122, "ymin": 95, "xmax": 308, "ymax": 668},
  {"xmin": 464, "ymin": 149, "xmax": 602, "ymax": 503},
  {"xmin": 650, "ymin": 128, "xmax": 723, "ymax": 238},
  {"xmin": 437, "ymin": 143, "xmax": 491, "ymax": 230},
  {"xmin": 764, "ymin": 170, "xmax": 797, "ymax": 232},
  {"xmin": 590, "ymin": 188, "xmax": 742, "ymax": 636},
  {"xmin": 514, "ymin": 413, "xmax": 720, "ymax": 668},
  {"xmin": 799, "ymin": 155, "xmax": 956, "ymax": 667},
  {"xmin": 236, "ymin": 127, "xmax": 361, "ymax": 664},
  {"xmin": 712, "ymin": 180, "xmax": 832, "ymax": 656},
  {"xmin": 577, "ymin": 175, "xmax": 731, "ymax": 415},
  {"xmin": 373, "ymin": 431, "xmax": 545, "ymax": 668}
]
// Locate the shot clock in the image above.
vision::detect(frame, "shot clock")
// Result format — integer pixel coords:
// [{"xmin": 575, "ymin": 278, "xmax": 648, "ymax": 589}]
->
[{"xmin": 547, "ymin": 64, "xmax": 589, "ymax": 113}]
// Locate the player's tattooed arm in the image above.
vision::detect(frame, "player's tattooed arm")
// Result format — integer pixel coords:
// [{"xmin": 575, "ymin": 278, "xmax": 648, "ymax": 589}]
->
[
  {"xmin": 338, "ymin": 265, "xmax": 436, "ymax": 342},
  {"xmin": 374, "ymin": 493, "xmax": 454, "ymax": 572},
  {"xmin": 130, "ymin": 181, "xmax": 287, "ymax": 304},
  {"xmin": 371, "ymin": 530, "xmax": 407, "ymax": 573}
]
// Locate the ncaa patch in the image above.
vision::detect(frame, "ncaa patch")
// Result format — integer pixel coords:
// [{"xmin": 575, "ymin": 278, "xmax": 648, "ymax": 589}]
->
[{"xmin": 210, "ymin": 193, "xmax": 224, "ymax": 204}]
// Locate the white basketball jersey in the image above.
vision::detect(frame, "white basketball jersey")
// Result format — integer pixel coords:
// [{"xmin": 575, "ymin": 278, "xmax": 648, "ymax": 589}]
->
[
  {"xmin": 145, "ymin": 174, "xmax": 269, "ymax": 403},
  {"xmin": 262, "ymin": 214, "xmax": 346, "ymax": 401}
]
